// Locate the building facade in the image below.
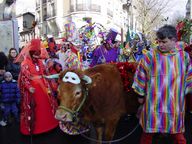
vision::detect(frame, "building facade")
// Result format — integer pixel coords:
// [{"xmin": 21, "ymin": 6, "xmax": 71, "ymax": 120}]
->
[
  {"xmin": 35, "ymin": 0, "xmax": 139, "ymax": 41},
  {"xmin": 186, "ymin": 0, "xmax": 191, "ymax": 19}
]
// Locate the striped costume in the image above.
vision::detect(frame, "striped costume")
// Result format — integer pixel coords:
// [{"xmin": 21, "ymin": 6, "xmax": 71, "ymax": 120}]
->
[{"xmin": 132, "ymin": 42, "xmax": 192, "ymax": 133}]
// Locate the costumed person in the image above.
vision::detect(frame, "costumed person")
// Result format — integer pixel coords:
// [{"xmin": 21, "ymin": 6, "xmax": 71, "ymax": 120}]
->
[
  {"xmin": 45, "ymin": 58, "xmax": 61, "ymax": 98},
  {"xmin": 90, "ymin": 28, "xmax": 118, "ymax": 67},
  {"xmin": 5, "ymin": 48, "xmax": 20, "ymax": 80},
  {"xmin": 184, "ymin": 44, "xmax": 192, "ymax": 113},
  {"xmin": 56, "ymin": 41, "xmax": 69, "ymax": 70},
  {"xmin": 131, "ymin": 33, "xmax": 145, "ymax": 62},
  {"xmin": 118, "ymin": 41, "xmax": 133, "ymax": 62},
  {"xmin": 46, "ymin": 36, "xmax": 58, "ymax": 58},
  {"xmin": 17, "ymin": 39, "xmax": 58, "ymax": 135},
  {"xmin": 0, "ymin": 72, "xmax": 20, "ymax": 126},
  {"xmin": 64, "ymin": 17, "xmax": 77, "ymax": 42},
  {"xmin": 176, "ymin": 20, "xmax": 192, "ymax": 114},
  {"xmin": 132, "ymin": 25, "xmax": 192, "ymax": 144},
  {"xmin": 62, "ymin": 43, "xmax": 82, "ymax": 70}
]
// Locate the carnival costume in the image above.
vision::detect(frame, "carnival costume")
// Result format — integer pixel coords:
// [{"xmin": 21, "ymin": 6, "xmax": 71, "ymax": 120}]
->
[
  {"xmin": 18, "ymin": 39, "xmax": 58, "ymax": 135},
  {"xmin": 132, "ymin": 42, "xmax": 192, "ymax": 133},
  {"xmin": 90, "ymin": 28, "xmax": 118, "ymax": 66}
]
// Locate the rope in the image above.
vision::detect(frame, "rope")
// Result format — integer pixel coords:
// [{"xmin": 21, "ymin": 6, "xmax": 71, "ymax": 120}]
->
[
  {"xmin": 30, "ymin": 134, "xmax": 33, "ymax": 144},
  {"xmin": 80, "ymin": 122, "xmax": 139, "ymax": 143}
]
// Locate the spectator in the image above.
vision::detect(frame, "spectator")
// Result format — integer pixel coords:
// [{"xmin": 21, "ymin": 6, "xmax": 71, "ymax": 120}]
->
[
  {"xmin": 0, "ymin": 52, "xmax": 8, "ymax": 82},
  {"xmin": 5, "ymin": 48, "xmax": 20, "ymax": 80}
]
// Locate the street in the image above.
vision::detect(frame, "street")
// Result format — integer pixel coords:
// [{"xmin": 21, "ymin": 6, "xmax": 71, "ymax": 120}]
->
[{"xmin": 0, "ymin": 113, "xmax": 192, "ymax": 144}]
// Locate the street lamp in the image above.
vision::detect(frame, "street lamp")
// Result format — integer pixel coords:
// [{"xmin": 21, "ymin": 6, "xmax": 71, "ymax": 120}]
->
[
  {"xmin": 123, "ymin": 0, "xmax": 131, "ymax": 12},
  {"xmin": 123, "ymin": 0, "xmax": 132, "ymax": 35}
]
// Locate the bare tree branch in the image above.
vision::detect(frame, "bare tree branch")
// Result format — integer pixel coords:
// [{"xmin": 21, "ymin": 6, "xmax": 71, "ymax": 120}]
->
[{"xmin": 133, "ymin": 0, "xmax": 171, "ymax": 34}]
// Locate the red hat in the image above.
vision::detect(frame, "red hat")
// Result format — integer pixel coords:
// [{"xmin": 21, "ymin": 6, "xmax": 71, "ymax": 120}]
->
[
  {"xmin": 28, "ymin": 39, "xmax": 41, "ymax": 51},
  {"xmin": 14, "ymin": 39, "xmax": 42, "ymax": 63}
]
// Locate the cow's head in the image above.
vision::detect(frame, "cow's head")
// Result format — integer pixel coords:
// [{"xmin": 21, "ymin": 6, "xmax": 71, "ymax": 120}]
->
[{"xmin": 55, "ymin": 70, "xmax": 94, "ymax": 122}]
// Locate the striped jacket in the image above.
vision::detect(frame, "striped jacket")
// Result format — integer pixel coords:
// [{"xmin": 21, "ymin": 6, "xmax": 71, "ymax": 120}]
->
[{"xmin": 132, "ymin": 42, "xmax": 192, "ymax": 133}]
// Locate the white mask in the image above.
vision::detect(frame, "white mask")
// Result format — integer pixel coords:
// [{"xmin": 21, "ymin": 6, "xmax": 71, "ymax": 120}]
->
[{"xmin": 62, "ymin": 72, "xmax": 80, "ymax": 84}]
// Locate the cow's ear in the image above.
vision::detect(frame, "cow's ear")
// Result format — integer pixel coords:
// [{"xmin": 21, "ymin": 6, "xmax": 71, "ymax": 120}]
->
[{"xmin": 90, "ymin": 73, "xmax": 102, "ymax": 87}]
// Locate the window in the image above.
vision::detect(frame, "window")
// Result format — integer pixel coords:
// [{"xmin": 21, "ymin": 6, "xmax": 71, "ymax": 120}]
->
[
  {"xmin": 43, "ymin": 15, "xmax": 47, "ymax": 21},
  {"xmin": 51, "ymin": 3, "xmax": 55, "ymax": 16},
  {"xmin": 36, "ymin": 0, "xmax": 40, "ymax": 7},
  {"xmin": 70, "ymin": 0, "xmax": 76, "ymax": 12},
  {"xmin": 77, "ymin": 0, "xmax": 91, "ymax": 11},
  {"xmin": 43, "ymin": 7, "xmax": 47, "ymax": 13},
  {"xmin": 23, "ymin": 21, "xmax": 27, "ymax": 28}
]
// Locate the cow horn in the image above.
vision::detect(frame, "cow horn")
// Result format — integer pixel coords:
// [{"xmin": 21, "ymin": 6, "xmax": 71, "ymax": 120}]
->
[
  {"xmin": 44, "ymin": 74, "xmax": 59, "ymax": 79},
  {"xmin": 82, "ymin": 75, "xmax": 92, "ymax": 84}
]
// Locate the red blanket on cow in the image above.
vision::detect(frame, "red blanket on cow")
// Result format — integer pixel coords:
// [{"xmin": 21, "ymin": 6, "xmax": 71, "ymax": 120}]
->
[{"xmin": 116, "ymin": 62, "xmax": 138, "ymax": 92}]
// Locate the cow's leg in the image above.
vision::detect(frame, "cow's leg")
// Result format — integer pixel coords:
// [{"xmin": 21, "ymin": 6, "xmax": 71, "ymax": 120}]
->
[
  {"xmin": 104, "ymin": 118, "xmax": 119, "ymax": 143},
  {"xmin": 95, "ymin": 126, "xmax": 103, "ymax": 144}
]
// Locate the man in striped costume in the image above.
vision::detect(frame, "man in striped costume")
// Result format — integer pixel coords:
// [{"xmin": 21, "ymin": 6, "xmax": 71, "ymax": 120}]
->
[{"xmin": 132, "ymin": 25, "xmax": 192, "ymax": 144}]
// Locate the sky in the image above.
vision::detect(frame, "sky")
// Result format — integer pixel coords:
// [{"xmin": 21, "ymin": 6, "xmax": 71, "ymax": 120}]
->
[
  {"xmin": 165, "ymin": 0, "xmax": 188, "ymax": 17},
  {"xmin": 15, "ymin": 0, "xmax": 35, "ymax": 15}
]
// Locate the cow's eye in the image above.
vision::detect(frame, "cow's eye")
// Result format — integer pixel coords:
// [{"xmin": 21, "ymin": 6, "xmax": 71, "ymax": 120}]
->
[
  {"xmin": 65, "ymin": 76, "xmax": 69, "ymax": 79},
  {"xmin": 72, "ymin": 77, "xmax": 76, "ymax": 80},
  {"xmin": 75, "ymin": 91, "xmax": 81, "ymax": 97}
]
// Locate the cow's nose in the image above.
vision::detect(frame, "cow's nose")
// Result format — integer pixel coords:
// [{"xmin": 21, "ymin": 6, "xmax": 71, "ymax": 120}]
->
[
  {"xmin": 55, "ymin": 110, "xmax": 73, "ymax": 122},
  {"xmin": 55, "ymin": 113, "xmax": 65, "ymax": 121}
]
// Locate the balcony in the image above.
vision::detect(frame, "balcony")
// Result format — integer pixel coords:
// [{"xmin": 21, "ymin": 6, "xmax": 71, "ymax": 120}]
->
[{"xmin": 48, "ymin": 0, "xmax": 54, "ymax": 3}]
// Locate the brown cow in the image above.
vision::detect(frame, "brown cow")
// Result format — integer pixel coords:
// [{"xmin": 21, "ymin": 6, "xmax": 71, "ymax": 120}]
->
[{"xmin": 55, "ymin": 63, "xmax": 140, "ymax": 144}]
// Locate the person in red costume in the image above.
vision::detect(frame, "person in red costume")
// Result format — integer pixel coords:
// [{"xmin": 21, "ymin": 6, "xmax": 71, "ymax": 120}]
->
[{"xmin": 18, "ymin": 39, "xmax": 58, "ymax": 135}]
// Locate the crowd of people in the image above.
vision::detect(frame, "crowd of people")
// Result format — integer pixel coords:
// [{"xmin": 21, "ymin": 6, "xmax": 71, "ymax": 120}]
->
[{"xmin": 0, "ymin": 24, "xmax": 192, "ymax": 144}]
